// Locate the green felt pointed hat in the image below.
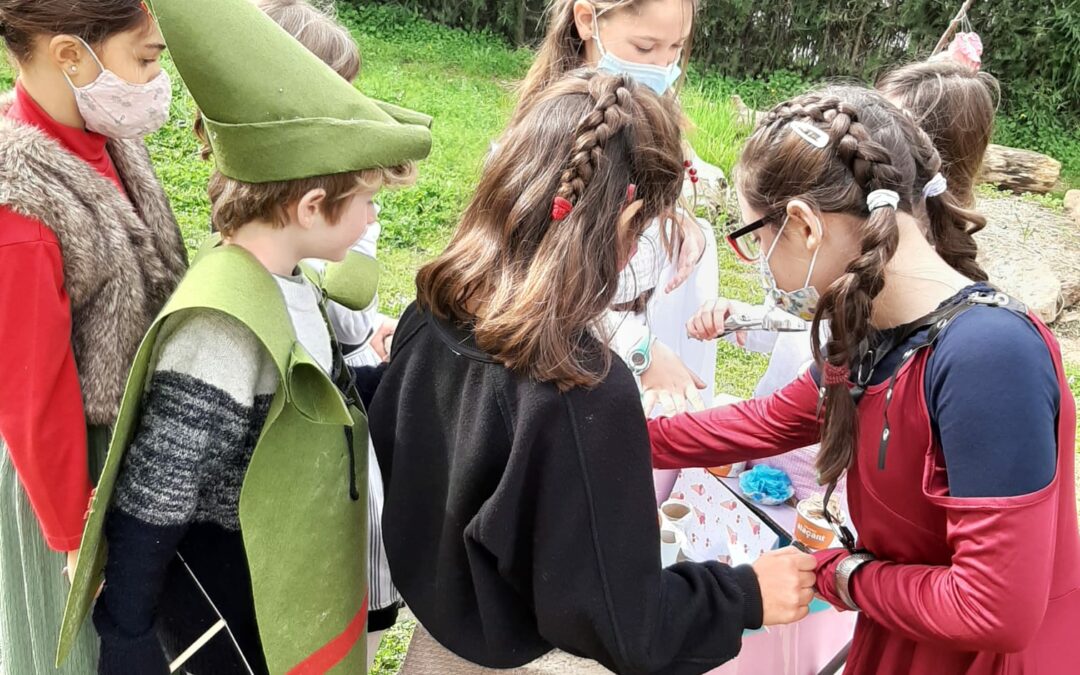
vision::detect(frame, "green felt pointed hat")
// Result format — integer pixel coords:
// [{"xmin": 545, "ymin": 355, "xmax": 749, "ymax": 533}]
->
[{"xmin": 148, "ymin": 0, "xmax": 432, "ymax": 183}]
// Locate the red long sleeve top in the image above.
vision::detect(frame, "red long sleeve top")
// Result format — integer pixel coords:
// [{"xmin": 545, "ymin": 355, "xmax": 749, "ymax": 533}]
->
[
  {"xmin": 0, "ymin": 83, "xmax": 126, "ymax": 551},
  {"xmin": 649, "ymin": 307, "xmax": 1080, "ymax": 674}
]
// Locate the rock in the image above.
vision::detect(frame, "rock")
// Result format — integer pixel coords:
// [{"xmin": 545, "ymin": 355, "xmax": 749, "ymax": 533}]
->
[
  {"xmin": 1060, "ymin": 307, "xmax": 1080, "ymax": 325},
  {"xmin": 978, "ymin": 144, "xmax": 1061, "ymax": 194},
  {"xmin": 731, "ymin": 95, "xmax": 765, "ymax": 128},
  {"xmin": 1065, "ymin": 189, "xmax": 1080, "ymax": 226},
  {"xmin": 1062, "ymin": 275, "xmax": 1080, "ymax": 309},
  {"xmin": 974, "ymin": 193, "xmax": 1079, "ymax": 324},
  {"xmin": 978, "ymin": 253, "xmax": 1064, "ymax": 323}
]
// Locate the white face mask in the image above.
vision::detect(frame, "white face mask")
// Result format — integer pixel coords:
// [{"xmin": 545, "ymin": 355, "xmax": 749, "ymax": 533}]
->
[
  {"xmin": 591, "ymin": 12, "xmax": 682, "ymax": 95},
  {"xmin": 63, "ymin": 37, "xmax": 172, "ymax": 139}
]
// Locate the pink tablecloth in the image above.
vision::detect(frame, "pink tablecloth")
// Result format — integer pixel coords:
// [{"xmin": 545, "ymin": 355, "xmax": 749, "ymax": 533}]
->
[
  {"xmin": 669, "ymin": 469, "xmax": 857, "ymax": 675},
  {"xmin": 708, "ymin": 609, "xmax": 856, "ymax": 675}
]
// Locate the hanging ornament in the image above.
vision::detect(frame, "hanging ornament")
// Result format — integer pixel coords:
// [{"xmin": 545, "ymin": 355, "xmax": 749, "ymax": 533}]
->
[{"xmin": 946, "ymin": 31, "xmax": 983, "ymax": 71}]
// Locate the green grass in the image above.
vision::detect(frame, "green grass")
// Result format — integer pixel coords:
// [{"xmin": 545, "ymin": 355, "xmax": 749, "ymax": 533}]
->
[
  {"xmin": 712, "ymin": 250, "xmax": 771, "ymax": 398},
  {"xmin": 681, "ymin": 85, "xmax": 754, "ymax": 178},
  {"xmin": 677, "ymin": 89, "xmax": 775, "ymax": 397},
  {"xmin": 339, "ymin": 3, "xmax": 534, "ymax": 317},
  {"xmin": 371, "ymin": 618, "xmax": 416, "ymax": 674},
  {"xmin": 975, "ymin": 183, "xmax": 1066, "ymax": 212},
  {"xmin": 342, "ymin": 4, "xmax": 535, "ymax": 231}
]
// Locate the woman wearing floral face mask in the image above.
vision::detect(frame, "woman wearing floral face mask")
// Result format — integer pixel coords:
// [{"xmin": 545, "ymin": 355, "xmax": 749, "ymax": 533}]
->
[
  {"xmin": 513, "ymin": 0, "xmax": 717, "ymax": 505},
  {"xmin": 0, "ymin": 2, "xmax": 186, "ymax": 672}
]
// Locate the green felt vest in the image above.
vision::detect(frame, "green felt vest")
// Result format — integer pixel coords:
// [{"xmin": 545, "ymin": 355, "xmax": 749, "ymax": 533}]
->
[{"xmin": 59, "ymin": 244, "xmax": 380, "ymax": 674}]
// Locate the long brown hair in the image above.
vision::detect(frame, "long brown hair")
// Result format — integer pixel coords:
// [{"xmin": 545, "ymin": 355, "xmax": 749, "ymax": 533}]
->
[
  {"xmin": 417, "ymin": 70, "xmax": 685, "ymax": 391},
  {"xmin": 514, "ymin": 0, "xmax": 697, "ymax": 125},
  {"xmin": 514, "ymin": 0, "xmax": 698, "ymax": 266},
  {"xmin": 737, "ymin": 86, "xmax": 987, "ymax": 484},
  {"xmin": 877, "ymin": 60, "xmax": 999, "ymax": 208},
  {"xmin": 0, "ymin": 0, "xmax": 150, "ymax": 63}
]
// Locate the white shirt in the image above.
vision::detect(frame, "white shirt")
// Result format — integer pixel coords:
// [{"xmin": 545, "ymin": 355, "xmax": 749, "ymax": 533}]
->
[{"xmin": 274, "ymin": 273, "xmax": 333, "ymax": 374}]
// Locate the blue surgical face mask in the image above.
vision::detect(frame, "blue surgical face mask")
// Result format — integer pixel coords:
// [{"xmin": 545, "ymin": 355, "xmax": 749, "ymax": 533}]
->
[{"xmin": 592, "ymin": 12, "xmax": 682, "ymax": 95}]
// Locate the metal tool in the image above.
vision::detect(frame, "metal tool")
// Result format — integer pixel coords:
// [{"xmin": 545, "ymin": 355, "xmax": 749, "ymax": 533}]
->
[{"xmin": 720, "ymin": 308, "xmax": 809, "ymax": 337}]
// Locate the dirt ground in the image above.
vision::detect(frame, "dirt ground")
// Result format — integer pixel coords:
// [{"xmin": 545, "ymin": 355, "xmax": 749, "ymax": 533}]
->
[{"xmin": 974, "ymin": 194, "xmax": 1080, "ymax": 362}]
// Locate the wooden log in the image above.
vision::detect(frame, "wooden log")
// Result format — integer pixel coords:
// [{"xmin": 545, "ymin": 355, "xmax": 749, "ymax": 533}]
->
[{"xmin": 978, "ymin": 144, "xmax": 1061, "ymax": 194}]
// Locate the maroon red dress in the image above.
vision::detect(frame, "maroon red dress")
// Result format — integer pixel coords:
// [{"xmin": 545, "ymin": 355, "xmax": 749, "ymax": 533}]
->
[{"xmin": 649, "ymin": 310, "xmax": 1080, "ymax": 674}]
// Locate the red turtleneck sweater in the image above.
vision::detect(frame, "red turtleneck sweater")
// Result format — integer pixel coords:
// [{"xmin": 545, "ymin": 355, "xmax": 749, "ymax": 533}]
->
[{"xmin": 0, "ymin": 82, "xmax": 126, "ymax": 551}]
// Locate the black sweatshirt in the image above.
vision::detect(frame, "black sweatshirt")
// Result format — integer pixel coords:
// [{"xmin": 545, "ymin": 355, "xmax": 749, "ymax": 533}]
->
[{"xmin": 369, "ymin": 305, "xmax": 763, "ymax": 675}]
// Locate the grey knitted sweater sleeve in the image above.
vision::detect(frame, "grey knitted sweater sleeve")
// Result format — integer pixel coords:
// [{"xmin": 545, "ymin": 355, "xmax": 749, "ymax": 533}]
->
[{"xmin": 112, "ymin": 310, "xmax": 279, "ymax": 529}]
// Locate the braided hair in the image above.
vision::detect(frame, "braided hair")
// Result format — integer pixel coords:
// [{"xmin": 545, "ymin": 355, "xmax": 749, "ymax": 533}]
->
[
  {"xmin": 418, "ymin": 70, "xmax": 685, "ymax": 390},
  {"xmin": 877, "ymin": 60, "xmax": 999, "ymax": 209},
  {"xmin": 738, "ymin": 85, "xmax": 984, "ymax": 484},
  {"xmin": 554, "ymin": 83, "xmax": 635, "ymax": 208},
  {"xmin": 904, "ymin": 116, "xmax": 989, "ymax": 283}
]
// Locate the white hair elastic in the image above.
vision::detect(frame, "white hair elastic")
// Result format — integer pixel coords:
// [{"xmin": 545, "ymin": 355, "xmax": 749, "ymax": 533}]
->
[
  {"xmin": 866, "ymin": 189, "xmax": 900, "ymax": 211},
  {"xmin": 922, "ymin": 172, "xmax": 948, "ymax": 198}
]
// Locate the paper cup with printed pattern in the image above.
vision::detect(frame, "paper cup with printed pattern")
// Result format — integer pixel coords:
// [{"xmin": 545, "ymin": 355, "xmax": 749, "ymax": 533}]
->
[
  {"xmin": 794, "ymin": 494, "xmax": 844, "ymax": 552},
  {"xmin": 706, "ymin": 462, "xmax": 746, "ymax": 478}
]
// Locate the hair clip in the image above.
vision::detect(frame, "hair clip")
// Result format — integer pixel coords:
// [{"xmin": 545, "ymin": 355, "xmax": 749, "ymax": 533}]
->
[
  {"xmin": 922, "ymin": 172, "xmax": 948, "ymax": 198},
  {"xmin": 866, "ymin": 189, "xmax": 900, "ymax": 211},
  {"xmin": 790, "ymin": 121, "xmax": 829, "ymax": 149},
  {"xmin": 552, "ymin": 196, "xmax": 573, "ymax": 221}
]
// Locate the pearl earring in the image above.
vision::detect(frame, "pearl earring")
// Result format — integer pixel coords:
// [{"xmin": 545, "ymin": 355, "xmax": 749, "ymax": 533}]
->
[{"xmin": 69, "ymin": 66, "xmax": 77, "ymax": 73}]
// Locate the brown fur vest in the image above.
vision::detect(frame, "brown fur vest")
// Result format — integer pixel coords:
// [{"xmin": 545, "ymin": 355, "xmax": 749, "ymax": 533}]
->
[{"xmin": 0, "ymin": 95, "xmax": 187, "ymax": 426}]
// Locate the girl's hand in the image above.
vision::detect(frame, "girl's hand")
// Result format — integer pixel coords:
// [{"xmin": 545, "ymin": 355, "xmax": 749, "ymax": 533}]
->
[
  {"xmin": 641, "ymin": 340, "xmax": 707, "ymax": 416},
  {"xmin": 665, "ymin": 211, "xmax": 706, "ymax": 294},
  {"xmin": 753, "ymin": 547, "xmax": 818, "ymax": 626},
  {"xmin": 687, "ymin": 298, "xmax": 751, "ymax": 346},
  {"xmin": 372, "ymin": 317, "xmax": 399, "ymax": 362}
]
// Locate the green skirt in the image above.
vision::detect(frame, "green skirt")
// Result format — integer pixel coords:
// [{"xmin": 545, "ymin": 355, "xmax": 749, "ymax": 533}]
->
[{"xmin": 0, "ymin": 427, "xmax": 108, "ymax": 675}]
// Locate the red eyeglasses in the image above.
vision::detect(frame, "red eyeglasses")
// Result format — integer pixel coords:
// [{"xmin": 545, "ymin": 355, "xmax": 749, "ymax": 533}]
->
[{"xmin": 725, "ymin": 213, "xmax": 772, "ymax": 263}]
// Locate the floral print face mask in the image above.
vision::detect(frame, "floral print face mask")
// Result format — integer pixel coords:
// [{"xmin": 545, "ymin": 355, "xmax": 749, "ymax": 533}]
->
[
  {"xmin": 759, "ymin": 216, "xmax": 822, "ymax": 322},
  {"xmin": 63, "ymin": 37, "xmax": 172, "ymax": 139}
]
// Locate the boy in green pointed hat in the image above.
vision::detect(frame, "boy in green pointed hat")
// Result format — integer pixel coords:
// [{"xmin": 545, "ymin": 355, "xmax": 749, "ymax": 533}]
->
[{"xmin": 58, "ymin": 0, "xmax": 432, "ymax": 672}]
